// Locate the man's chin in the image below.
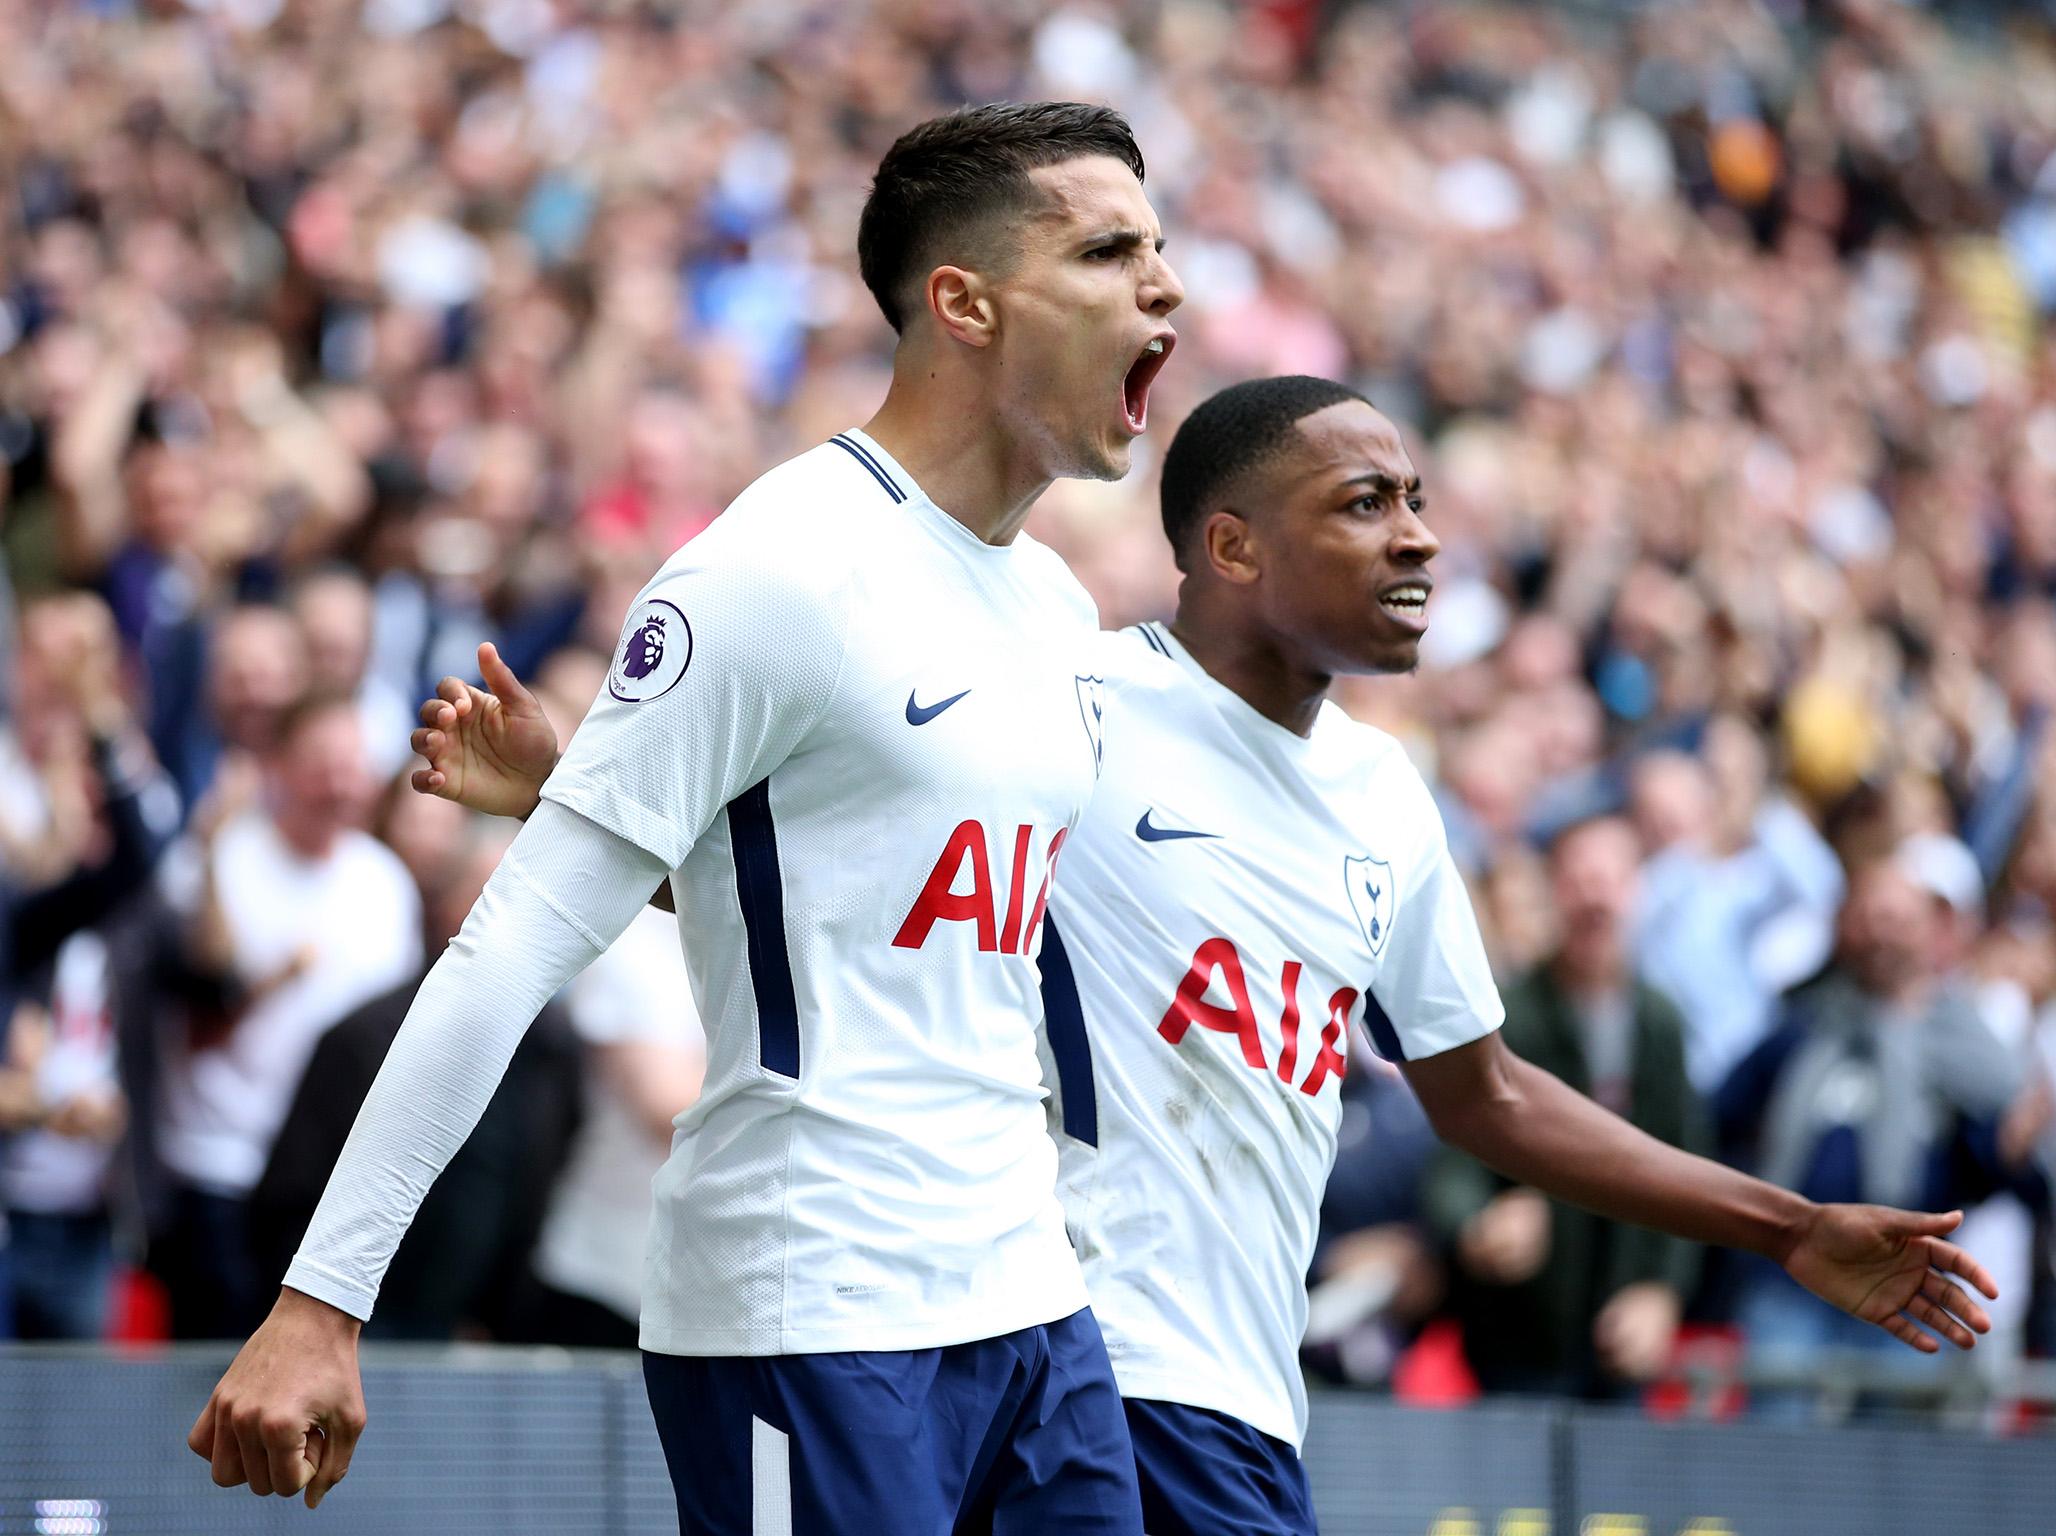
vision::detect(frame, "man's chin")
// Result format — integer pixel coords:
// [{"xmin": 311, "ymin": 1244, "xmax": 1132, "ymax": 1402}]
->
[
  {"xmin": 1068, "ymin": 432, "xmax": 1134, "ymax": 484},
  {"xmin": 1332, "ymin": 641, "xmax": 1414, "ymax": 678},
  {"xmin": 1346, "ymin": 639, "xmax": 1423, "ymax": 678}
]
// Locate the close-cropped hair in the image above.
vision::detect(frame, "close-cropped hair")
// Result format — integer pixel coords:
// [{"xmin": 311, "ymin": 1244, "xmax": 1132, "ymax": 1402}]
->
[
  {"xmin": 857, "ymin": 102, "xmax": 1146, "ymax": 334},
  {"xmin": 1159, "ymin": 375, "xmax": 1371, "ymax": 569}
]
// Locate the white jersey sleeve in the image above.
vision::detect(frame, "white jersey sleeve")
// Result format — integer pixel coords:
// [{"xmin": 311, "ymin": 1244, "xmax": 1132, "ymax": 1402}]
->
[
  {"xmin": 1362, "ymin": 786, "xmax": 1503, "ymax": 1062},
  {"xmin": 282, "ymin": 801, "xmax": 669, "ymax": 1320},
  {"xmin": 540, "ymin": 547, "xmax": 852, "ymax": 869}
]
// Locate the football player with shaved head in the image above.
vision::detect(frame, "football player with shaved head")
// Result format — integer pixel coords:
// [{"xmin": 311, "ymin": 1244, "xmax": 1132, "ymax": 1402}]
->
[
  {"xmin": 417, "ymin": 375, "xmax": 1999, "ymax": 1535},
  {"xmin": 190, "ymin": 102, "xmax": 1182, "ymax": 1535}
]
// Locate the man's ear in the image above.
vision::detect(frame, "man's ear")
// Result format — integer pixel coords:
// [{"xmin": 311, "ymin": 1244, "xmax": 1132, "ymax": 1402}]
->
[
  {"xmin": 925, "ymin": 265, "xmax": 997, "ymax": 348},
  {"xmin": 1202, "ymin": 508, "xmax": 1261, "ymax": 585}
]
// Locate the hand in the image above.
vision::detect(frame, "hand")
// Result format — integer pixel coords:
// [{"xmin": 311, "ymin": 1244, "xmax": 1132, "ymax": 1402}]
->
[
  {"xmin": 1458, "ymin": 1187, "xmax": 1551, "ymax": 1285},
  {"xmin": 47, "ymin": 1086, "xmax": 126, "ymax": 1143},
  {"xmin": 40, "ymin": 592, "xmax": 129, "ymax": 736},
  {"xmin": 187, "ymin": 1288, "xmax": 366, "ymax": 1508},
  {"xmin": 1318, "ymin": 1223, "xmax": 1443, "ymax": 1323},
  {"xmin": 1999, "ymin": 1076, "xmax": 2055, "ymax": 1170},
  {"xmin": 1594, "ymin": 1281, "xmax": 1681, "ymax": 1382},
  {"xmin": 410, "ymin": 643, "xmax": 558, "ymax": 820},
  {"xmin": 192, "ymin": 754, "xmax": 263, "ymax": 847},
  {"xmin": 0, "ymin": 1003, "xmax": 52, "ymax": 1131},
  {"xmin": 1781, "ymin": 1205, "xmax": 1998, "ymax": 1353}
]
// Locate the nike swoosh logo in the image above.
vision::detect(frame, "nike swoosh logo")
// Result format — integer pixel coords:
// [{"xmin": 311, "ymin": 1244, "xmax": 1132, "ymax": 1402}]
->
[
  {"xmin": 905, "ymin": 688, "xmax": 971, "ymax": 726},
  {"xmin": 1136, "ymin": 810, "xmax": 1219, "ymax": 843}
]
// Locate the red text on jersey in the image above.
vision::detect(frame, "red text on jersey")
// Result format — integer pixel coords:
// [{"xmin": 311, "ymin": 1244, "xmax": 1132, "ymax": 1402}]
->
[
  {"xmin": 1157, "ymin": 937, "xmax": 1350, "ymax": 1096},
  {"xmin": 892, "ymin": 821, "xmax": 1069, "ymax": 955}
]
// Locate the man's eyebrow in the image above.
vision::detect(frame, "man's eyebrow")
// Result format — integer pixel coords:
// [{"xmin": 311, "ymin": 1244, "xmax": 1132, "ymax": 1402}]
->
[
  {"xmin": 1341, "ymin": 471, "xmax": 1423, "ymax": 497},
  {"xmin": 1081, "ymin": 227, "xmax": 1167, "ymax": 254}
]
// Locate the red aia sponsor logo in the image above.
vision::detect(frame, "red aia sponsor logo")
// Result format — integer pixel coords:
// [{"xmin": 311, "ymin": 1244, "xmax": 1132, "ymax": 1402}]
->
[
  {"xmin": 1157, "ymin": 938, "xmax": 1349, "ymax": 1097},
  {"xmin": 892, "ymin": 821, "xmax": 1069, "ymax": 955}
]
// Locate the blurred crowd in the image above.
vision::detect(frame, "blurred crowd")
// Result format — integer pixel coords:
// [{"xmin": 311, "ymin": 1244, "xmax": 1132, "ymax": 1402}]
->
[{"xmin": 4, "ymin": 0, "xmax": 2056, "ymax": 1420}]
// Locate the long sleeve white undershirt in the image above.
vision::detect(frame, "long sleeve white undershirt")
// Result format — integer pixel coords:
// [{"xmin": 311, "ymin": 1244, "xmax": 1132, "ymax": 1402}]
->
[{"xmin": 283, "ymin": 800, "xmax": 672, "ymax": 1321}]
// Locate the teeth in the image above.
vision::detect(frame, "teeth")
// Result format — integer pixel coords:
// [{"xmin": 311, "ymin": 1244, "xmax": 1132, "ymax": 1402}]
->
[{"xmin": 1145, "ymin": 339, "xmax": 1164, "ymax": 354}]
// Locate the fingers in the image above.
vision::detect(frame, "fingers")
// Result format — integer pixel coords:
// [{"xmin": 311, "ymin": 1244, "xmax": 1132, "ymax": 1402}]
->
[
  {"xmin": 435, "ymin": 675, "xmax": 474, "ymax": 715},
  {"xmin": 263, "ymin": 1420, "xmax": 315, "ymax": 1500},
  {"xmin": 478, "ymin": 642, "xmax": 537, "ymax": 708},
  {"xmin": 410, "ymin": 768, "xmax": 446, "ymax": 795},
  {"xmin": 301, "ymin": 1428, "xmax": 327, "ymax": 1508},
  {"xmin": 304, "ymin": 1417, "xmax": 362, "ymax": 1510},
  {"xmin": 1906, "ymin": 1295, "xmax": 1975, "ymax": 1351},
  {"xmin": 208, "ymin": 1427, "xmax": 250, "ymax": 1488},
  {"xmin": 1926, "ymin": 1239, "xmax": 2001, "ymax": 1301},
  {"xmin": 238, "ymin": 1414, "xmax": 279, "ymax": 1496},
  {"xmin": 410, "ymin": 726, "xmax": 446, "ymax": 762},
  {"xmin": 187, "ymin": 1399, "xmax": 218, "ymax": 1461},
  {"xmin": 1920, "ymin": 1273, "xmax": 1991, "ymax": 1339},
  {"xmin": 419, "ymin": 692, "xmax": 468, "ymax": 729},
  {"xmin": 1879, "ymin": 1312, "xmax": 1941, "ymax": 1354}
]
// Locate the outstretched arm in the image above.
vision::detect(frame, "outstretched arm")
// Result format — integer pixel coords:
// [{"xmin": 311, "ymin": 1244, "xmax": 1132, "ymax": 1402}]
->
[{"xmin": 1403, "ymin": 1031, "xmax": 1998, "ymax": 1355}]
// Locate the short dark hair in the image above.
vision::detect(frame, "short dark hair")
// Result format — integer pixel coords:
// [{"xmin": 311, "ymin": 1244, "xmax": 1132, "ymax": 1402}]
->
[
  {"xmin": 1159, "ymin": 375, "xmax": 1371, "ymax": 570},
  {"xmin": 858, "ymin": 102, "xmax": 1146, "ymax": 335}
]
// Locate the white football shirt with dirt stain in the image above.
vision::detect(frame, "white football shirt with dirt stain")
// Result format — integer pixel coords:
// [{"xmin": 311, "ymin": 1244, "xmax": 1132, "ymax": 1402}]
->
[{"xmin": 1040, "ymin": 622, "xmax": 1503, "ymax": 1446}]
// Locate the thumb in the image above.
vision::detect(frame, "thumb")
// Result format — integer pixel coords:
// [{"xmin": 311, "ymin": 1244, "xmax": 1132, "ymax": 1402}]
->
[
  {"xmin": 299, "ymin": 1426, "xmax": 327, "ymax": 1506},
  {"xmin": 477, "ymin": 643, "xmax": 538, "ymax": 712},
  {"xmin": 304, "ymin": 1418, "xmax": 360, "ymax": 1509},
  {"xmin": 1893, "ymin": 1208, "xmax": 1963, "ymax": 1239}
]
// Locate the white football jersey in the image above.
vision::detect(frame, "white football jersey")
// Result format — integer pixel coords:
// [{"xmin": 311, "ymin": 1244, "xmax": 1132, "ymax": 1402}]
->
[
  {"xmin": 543, "ymin": 430, "xmax": 1103, "ymax": 1356},
  {"xmin": 1043, "ymin": 623, "xmax": 1503, "ymax": 1446}
]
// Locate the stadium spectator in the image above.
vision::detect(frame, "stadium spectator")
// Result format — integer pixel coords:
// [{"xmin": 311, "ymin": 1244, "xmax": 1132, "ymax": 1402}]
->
[
  {"xmin": 149, "ymin": 692, "xmax": 420, "ymax": 1339},
  {"xmin": 0, "ymin": 592, "xmax": 178, "ymax": 1339},
  {"xmin": 158, "ymin": 604, "xmax": 309, "ymax": 822},
  {"xmin": 287, "ymin": 567, "xmax": 415, "ymax": 780},
  {"xmin": 1425, "ymin": 816, "xmax": 1705, "ymax": 1397},
  {"xmin": 518, "ymin": 904, "xmax": 702, "ymax": 1348},
  {"xmin": 1303, "ymin": 1062, "xmax": 1445, "ymax": 1389},
  {"xmin": 0, "ymin": 965, "xmax": 126, "ymax": 1341},
  {"xmin": 1632, "ymin": 722, "xmax": 1846, "ymax": 1092},
  {"xmin": 250, "ymin": 819, "xmax": 582, "ymax": 1342},
  {"xmin": 1716, "ymin": 856, "xmax": 2050, "ymax": 1408},
  {"xmin": 1902, "ymin": 829, "xmax": 2056, "ymax": 1390}
]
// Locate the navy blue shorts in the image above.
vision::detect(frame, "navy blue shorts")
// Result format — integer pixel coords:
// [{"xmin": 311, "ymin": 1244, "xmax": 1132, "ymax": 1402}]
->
[
  {"xmin": 1124, "ymin": 1397, "xmax": 1317, "ymax": 1536},
  {"xmin": 642, "ymin": 1307, "xmax": 1142, "ymax": 1536}
]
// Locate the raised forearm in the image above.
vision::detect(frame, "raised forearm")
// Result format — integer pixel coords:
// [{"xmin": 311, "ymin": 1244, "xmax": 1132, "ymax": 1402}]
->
[{"xmin": 1410, "ymin": 1039, "xmax": 1814, "ymax": 1263}]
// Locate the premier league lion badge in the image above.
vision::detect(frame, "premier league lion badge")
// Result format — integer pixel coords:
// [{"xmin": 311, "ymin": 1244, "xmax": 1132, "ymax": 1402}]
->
[
  {"xmin": 1344, "ymin": 853, "xmax": 1396, "ymax": 960},
  {"xmin": 609, "ymin": 598, "xmax": 693, "ymax": 703}
]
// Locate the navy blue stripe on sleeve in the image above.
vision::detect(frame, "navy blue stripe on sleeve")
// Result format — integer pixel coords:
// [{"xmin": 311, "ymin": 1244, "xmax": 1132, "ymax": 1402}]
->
[
  {"xmin": 1362, "ymin": 989, "xmax": 1407, "ymax": 1063},
  {"xmin": 1039, "ymin": 913, "xmax": 1098, "ymax": 1146},
  {"xmin": 728, "ymin": 780, "xmax": 801, "ymax": 1077},
  {"xmin": 829, "ymin": 435, "xmax": 905, "ymax": 503}
]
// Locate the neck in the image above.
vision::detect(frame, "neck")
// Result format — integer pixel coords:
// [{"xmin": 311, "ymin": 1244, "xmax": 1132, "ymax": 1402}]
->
[
  {"xmin": 862, "ymin": 362, "xmax": 1052, "ymax": 545},
  {"xmin": 1167, "ymin": 596, "xmax": 1330, "ymax": 737},
  {"xmin": 1554, "ymin": 947, "xmax": 1626, "ymax": 996},
  {"xmin": 274, "ymin": 814, "xmax": 337, "ymax": 861}
]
